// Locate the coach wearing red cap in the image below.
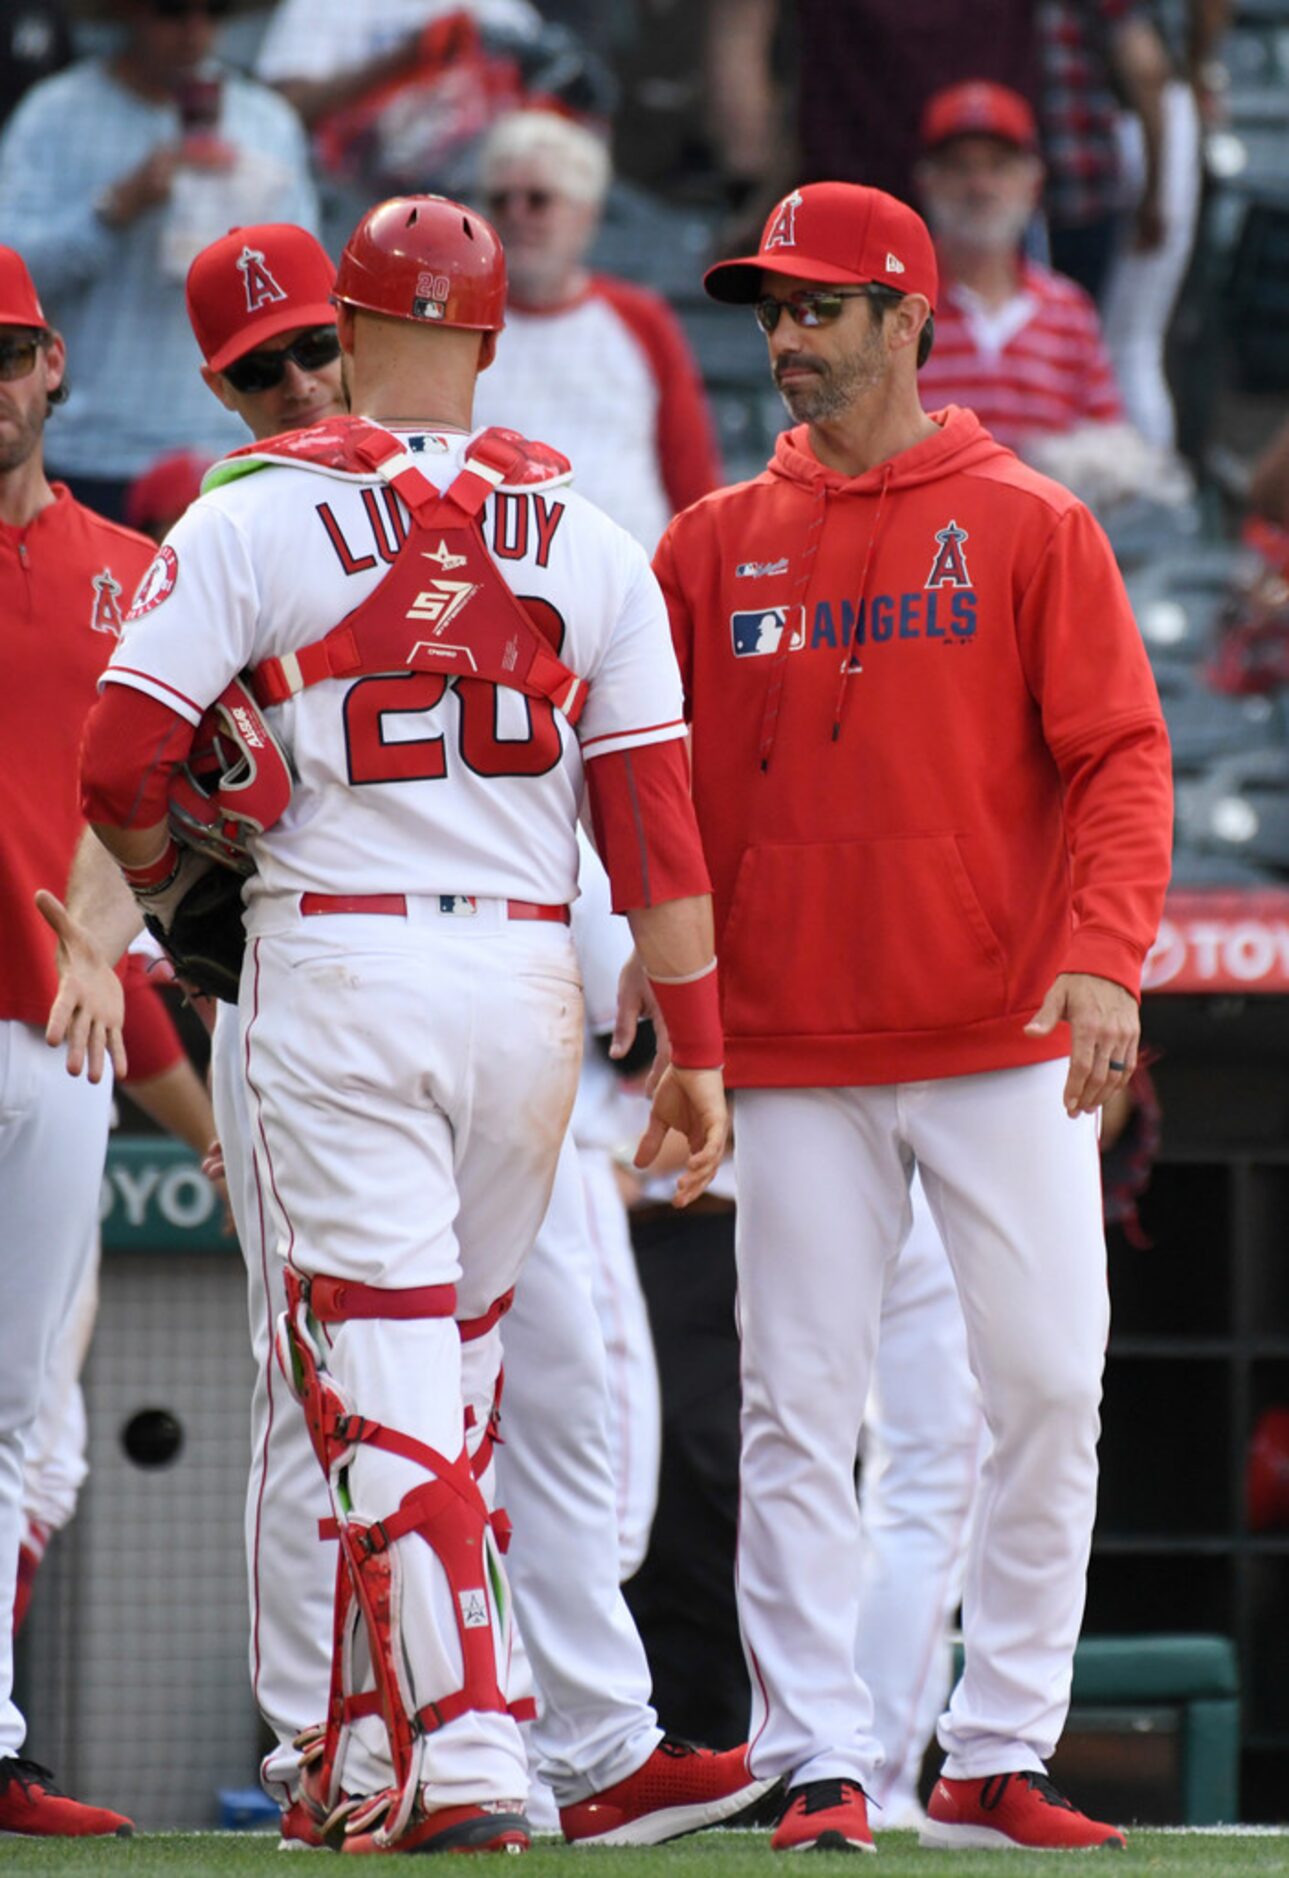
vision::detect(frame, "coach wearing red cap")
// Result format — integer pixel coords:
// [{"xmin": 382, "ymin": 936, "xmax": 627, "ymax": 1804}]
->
[
  {"xmin": 0, "ymin": 244, "xmax": 153, "ymax": 1837},
  {"xmin": 913, "ymin": 81, "xmax": 1125, "ymax": 458},
  {"xmin": 631, "ymin": 182, "xmax": 1172, "ymax": 1851},
  {"xmin": 187, "ymin": 223, "xmax": 344, "ymax": 439}
]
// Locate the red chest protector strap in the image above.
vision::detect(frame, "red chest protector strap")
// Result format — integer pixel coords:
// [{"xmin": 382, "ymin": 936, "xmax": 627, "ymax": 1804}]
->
[{"xmin": 249, "ymin": 423, "xmax": 587, "ymax": 725}]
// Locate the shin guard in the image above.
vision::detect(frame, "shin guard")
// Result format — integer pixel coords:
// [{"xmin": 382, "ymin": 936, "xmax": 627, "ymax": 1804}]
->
[{"xmin": 277, "ymin": 1267, "xmax": 517, "ymax": 1845}]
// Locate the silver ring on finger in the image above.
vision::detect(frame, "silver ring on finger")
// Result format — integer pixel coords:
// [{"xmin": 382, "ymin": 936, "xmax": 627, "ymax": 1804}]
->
[{"xmin": 1108, "ymin": 1058, "xmax": 1127, "ymax": 1071}]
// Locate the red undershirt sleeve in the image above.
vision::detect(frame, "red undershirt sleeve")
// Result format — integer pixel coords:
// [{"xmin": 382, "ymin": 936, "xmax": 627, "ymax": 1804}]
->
[
  {"xmin": 80, "ymin": 686, "xmax": 197, "ymax": 830},
  {"xmin": 585, "ymin": 739, "xmax": 711, "ymax": 912},
  {"xmin": 120, "ymin": 952, "xmax": 186, "ymax": 1083}
]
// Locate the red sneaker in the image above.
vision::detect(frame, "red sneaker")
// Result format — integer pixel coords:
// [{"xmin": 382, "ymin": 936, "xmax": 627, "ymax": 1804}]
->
[
  {"xmin": 0, "ymin": 1758, "xmax": 133, "ymax": 1838},
  {"xmin": 340, "ymin": 1790, "xmax": 530, "ymax": 1855},
  {"xmin": 922, "ymin": 1772, "xmax": 1126, "ymax": 1851},
  {"xmin": 559, "ymin": 1736, "xmax": 777, "ymax": 1846},
  {"xmin": 770, "ymin": 1779, "xmax": 874, "ymax": 1854}
]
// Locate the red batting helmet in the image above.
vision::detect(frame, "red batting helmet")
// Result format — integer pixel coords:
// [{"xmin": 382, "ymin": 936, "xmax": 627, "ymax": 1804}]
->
[{"xmin": 334, "ymin": 195, "xmax": 507, "ymax": 332}]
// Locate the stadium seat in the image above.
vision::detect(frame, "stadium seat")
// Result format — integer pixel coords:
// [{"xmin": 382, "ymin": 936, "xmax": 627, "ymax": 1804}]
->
[
  {"xmin": 1181, "ymin": 746, "xmax": 1289, "ymax": 873},
  {"xmin": 1155, "ymin": 667, "xmax": 1286, "ymax": 775},
  {"xmin": 950, "ymin": 1635, "xmax": 1239, "ymax": 1825},
  {"xmin": 1125, "ymin": 547, "xmax": 1248, "ymax": 668},
  {"xmin": 1103, "ymin": 495, "xmax": 1206, "ymax": 572}
]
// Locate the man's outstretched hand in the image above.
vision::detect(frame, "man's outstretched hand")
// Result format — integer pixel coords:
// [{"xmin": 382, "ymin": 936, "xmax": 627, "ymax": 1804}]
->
[{"xmin": 37, "ymin": 890, "xmax": 127, "ymax": 1084}]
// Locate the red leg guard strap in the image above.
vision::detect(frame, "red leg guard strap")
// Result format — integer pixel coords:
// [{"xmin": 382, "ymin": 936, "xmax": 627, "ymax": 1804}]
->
[
  {"xmin": 458, "ymin": 1288, "xmax": 515, "ymax": 1341},
  {"xmin": 294, "ymin": 1270, "xmax": 458, "ymax": 1322}
]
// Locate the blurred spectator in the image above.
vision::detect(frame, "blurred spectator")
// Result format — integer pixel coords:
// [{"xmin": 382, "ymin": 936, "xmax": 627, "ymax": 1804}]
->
[
  {"xmin": 1099, "ymin": 2, "xmax": 1227, "ymax": 449},
  {"xmin": 254, "ymin": 0, "xmax": 611, "ymax": 213},
  {"xmin": 1251, "ymin": 419, "xmax": 1289, "ymax": 536},
  {"xmin": 0, "ymin": 1, "xmax": 72, "ymax": 127},
  {"xmin": 472, "ymin": 108, "xmax": 722, "ymax": 549},
  {"xmin": 913, "ymin": 79, "xmax": 1191, "ymax": 511},
  {"xmin": 123, "ymin": 446, "xmax": 210, "ymax": 541},
  {"xmin": 915, "ymin": 81, "xmax": 1126, "ymax": 454},
  {"xmin": 1037, "ymin": 0, "xmax": 1170, "ymax": 302},
  {"xmin": 704, "ymin": 0, "xmax": 1039, "ymax": 222},
  {"xmin": 0, "ymin": 0, "xmax": 318, "ymax": 521}
]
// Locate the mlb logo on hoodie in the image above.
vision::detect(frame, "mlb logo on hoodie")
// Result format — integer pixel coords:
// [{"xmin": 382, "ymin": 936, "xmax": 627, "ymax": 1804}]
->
[{"xmin": 731, "ymin": 607, "xmax": 806, "ymax": 658}]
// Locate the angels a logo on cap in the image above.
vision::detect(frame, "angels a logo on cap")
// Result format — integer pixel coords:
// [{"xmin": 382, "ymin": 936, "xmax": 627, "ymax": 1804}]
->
[
  {"xmin": 236, "ymin": 245, "xmax": 288, "ymax": 314},
  {"xmin": 764, "ymin": 191, "xmax": 803, "ymax": 250}
]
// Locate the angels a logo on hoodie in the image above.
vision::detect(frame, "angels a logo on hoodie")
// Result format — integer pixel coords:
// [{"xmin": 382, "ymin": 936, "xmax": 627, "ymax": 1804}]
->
[
  {"xmin": 731, "ymin": 606, "xmax": 806, "ymax": 658},
  {"xmin": 90, "ymin": 569, "xmax": 125, "ymax": 637},
  {"xmin": 926, "ymin": 520, "xmax": 972, "ymax": 589}
]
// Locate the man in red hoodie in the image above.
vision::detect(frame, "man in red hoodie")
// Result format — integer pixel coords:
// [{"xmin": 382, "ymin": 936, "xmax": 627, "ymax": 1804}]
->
[{"xmin": 644, "ymin": 184, "xmax": 1172, "ymax": 1852}]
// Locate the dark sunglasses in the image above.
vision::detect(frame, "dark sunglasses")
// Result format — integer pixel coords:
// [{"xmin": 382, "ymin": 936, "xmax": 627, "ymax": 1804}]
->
[
  {"xmin": 0, "ymin": 336, "xmax": 43, "ymax": 381},
  {"xmin": 152, "ymin": 1, "xmax": 232, "ymax": 17},
  {"xmin": 222, "ymin": 327, "xmax": 341, "ymax": 394},
  {"xmin": 485, "ymin": 188, "xmax": 555, "ymax": 215},
  {"xmin": 753, "ymin": 287, "xmax": 875, "ymax": 334}
]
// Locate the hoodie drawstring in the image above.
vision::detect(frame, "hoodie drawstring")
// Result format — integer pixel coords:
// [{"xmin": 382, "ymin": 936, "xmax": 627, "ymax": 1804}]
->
[
  {"xmin": 830, "ymin": 462, "xmax": 892, "ymax": 743},
  {"xmin": 757, "ymin": 484, "xmax": 828, "ymax": 772}
]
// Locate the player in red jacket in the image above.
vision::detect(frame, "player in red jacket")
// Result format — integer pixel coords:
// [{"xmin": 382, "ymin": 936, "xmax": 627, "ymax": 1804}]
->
[
  {"xmin": 0, "ymin": 245, "xmax": 153, "ymax": 1838},
  {"xmin": 643, "ymin": 183, "xmax": 1172, "ymax": 1853}
]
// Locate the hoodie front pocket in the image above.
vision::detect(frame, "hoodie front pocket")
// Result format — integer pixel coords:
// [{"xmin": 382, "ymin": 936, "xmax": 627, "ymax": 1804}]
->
[{"xmin": 719, "ymin": 836, "xmax": 1009, "ymax": 1039}]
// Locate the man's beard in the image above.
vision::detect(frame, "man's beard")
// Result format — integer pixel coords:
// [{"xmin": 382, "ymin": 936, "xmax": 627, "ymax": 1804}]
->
[
  {"xmin": 0, "ymin": 398, "xmax": 44, "ymax": 474},
  {"xmin": 923, "ymin": 194, "xmax": 1031, "ymax": 255},
  {"xmin": 774, "ymin": 331, "xmax": 889, "ymax": 423}
]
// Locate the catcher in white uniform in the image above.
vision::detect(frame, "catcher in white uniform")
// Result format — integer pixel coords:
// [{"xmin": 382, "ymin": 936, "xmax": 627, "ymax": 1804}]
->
[{"xmin": 79, "ymin": 195, "xmax": 746, "ymax": 1857}]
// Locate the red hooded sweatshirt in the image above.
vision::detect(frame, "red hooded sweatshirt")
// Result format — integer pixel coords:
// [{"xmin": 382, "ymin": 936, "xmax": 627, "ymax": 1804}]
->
[{"xmin": 654, "ymin": 405, "xmax": 1172, "ymax": 1088}]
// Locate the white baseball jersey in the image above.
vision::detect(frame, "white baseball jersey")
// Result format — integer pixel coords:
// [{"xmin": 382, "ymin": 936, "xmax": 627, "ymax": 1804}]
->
[{"xmin": 104, "ymin": 425, "xmax": 686, "ymax": 908}]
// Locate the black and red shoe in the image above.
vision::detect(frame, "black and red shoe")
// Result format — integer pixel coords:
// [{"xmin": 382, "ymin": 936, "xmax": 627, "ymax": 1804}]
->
[
  {"xmin": 770, "ymin": 1778, "xmax": 874, "ymax": 1854},
  {"xmin": 559, "ymin": 1735, "xmax": 777, "ymax": 1846},
  {"xmin": 340, "ymin": 1789, "xmax": 531, "ymax": 1856},
  {"xmin": 0, "ymin": 1758, "xmax": 133, "ymax": 1837},
  {"xmin": 921, "ymin": 1772, "xmax": 1126, "ymax": 1851}
]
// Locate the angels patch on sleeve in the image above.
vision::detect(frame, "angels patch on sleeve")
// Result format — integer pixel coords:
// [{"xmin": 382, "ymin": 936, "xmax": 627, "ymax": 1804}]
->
[{"xmin": 127, "ymin": 544, "xmax": 179, "ymax": 619}]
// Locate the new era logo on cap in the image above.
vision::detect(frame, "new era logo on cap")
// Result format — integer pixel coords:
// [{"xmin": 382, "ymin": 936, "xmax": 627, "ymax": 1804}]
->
[{"xmin": 886, "ymin": 253, "xmax": 905, "ymax": 274}]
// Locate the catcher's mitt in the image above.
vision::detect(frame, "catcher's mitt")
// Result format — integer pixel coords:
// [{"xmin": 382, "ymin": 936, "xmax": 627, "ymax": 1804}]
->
[
  {"xmin": 131, "ymin": 675, "xmax": 293, "ymax": 1002},
  {"xmin": 143, "ymin": 862, "xmax": 246, "ymax": 1004}
]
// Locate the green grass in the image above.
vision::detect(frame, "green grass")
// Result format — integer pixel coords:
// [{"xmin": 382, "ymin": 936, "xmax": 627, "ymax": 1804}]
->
[{"xmin": 0, "ymin": 1832, "xmax": 1287, "ymax": 1878}]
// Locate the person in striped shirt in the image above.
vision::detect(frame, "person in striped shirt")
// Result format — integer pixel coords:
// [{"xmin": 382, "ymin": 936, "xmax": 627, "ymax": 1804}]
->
[{"xmin": 913, "ymin": 80, "xmax": 1125, "ymax": 459}]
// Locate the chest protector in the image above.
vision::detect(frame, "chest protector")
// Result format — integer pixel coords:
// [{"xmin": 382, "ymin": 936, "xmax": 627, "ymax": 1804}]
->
[{"xmin": 232, "ymin": 418, "xmax": 587, "ymax": 723}]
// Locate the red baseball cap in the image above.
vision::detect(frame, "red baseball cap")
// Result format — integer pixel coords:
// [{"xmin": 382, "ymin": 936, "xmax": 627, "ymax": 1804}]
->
[
  {"xmin": 0, "ymin": 245, "xmax": 49, "ymax": 330},
  {"xmin": 704, "ymin": 182, "xmax": 937, "ymax": 312},
  {"xmin": 1248, "ymin": 1407, "xmax": 1289, "ymax": 1532},
  {"xmin": 186, "ymin": 224, "xmax": 336, "ymax": 371},
  {"xmin": 125, "ymin": 450, "xmax": 213, "ymax": 534},
  {"xmin": 920, "ymin": 81, "xmax": 1038, "ymax": 154}
]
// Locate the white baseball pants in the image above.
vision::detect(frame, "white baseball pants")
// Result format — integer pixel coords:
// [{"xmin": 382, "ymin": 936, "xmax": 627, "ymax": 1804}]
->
[
  {"xmin": 856, "ymin": 1171, "xmax": 981, "ymax": 1822},
  {"xmin": 218, "ymin": 969, "xmax": 664, "ymax": 1809},
  {"xmin": 734, "ymin": 1060, "xmax": 1107, "ymax": 1788},
  {"xmin": 242, "ymin": 902, "xmax": 583, "ymax": 1806},
  {"xmin": 0, "ymin": 1022, "xmax": 112, "ymax": 1754}
]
